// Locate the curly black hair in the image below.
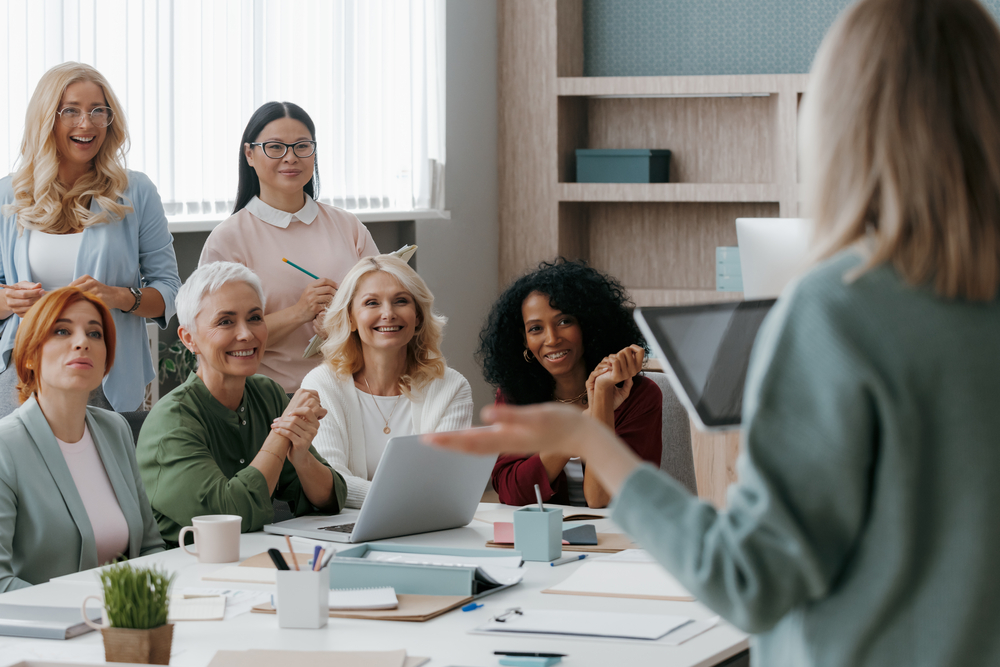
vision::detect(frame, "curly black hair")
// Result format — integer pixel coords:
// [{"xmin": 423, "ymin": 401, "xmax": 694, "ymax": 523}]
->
[{"xmin": 477, "ymin": 258, "xmax": 648, "ymax": 405}]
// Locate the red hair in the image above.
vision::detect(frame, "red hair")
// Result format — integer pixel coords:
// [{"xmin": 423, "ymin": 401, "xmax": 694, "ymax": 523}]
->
[{"xmin": 14, "ymin": 287, "xmax": 116, "ymax": 404}]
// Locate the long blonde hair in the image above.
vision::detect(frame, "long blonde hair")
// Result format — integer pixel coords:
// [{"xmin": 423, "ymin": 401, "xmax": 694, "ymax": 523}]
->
[
  {"xmin": 320, "ymin": 255, "xmax": 447, "ymax": 396},
  {"xmin": 4, "ymin": 62, "xmax": 132, "ymax": 233},
  {"xmin": 803, "ymin": 0, "xmax": 1000, "ymax": 300}
]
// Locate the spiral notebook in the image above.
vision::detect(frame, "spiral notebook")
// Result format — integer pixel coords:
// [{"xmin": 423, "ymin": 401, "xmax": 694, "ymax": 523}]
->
[{"xmin": 329, "ymin": 587, "xmax": 398, "ymax": 610}]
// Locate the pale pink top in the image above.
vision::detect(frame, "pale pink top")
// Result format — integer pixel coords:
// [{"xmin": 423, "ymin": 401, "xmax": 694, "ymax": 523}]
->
[
  {"xmin": 56, "ymin": 425, "xmax": 130, "ymax": 565},
  {"xmin": 199, "ymin": 196, "xmax": 379, "ymax": 391}
]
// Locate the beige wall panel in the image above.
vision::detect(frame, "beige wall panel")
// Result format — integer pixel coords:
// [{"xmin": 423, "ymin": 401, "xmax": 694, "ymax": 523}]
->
[
  {"xmin": 691, "ymin": 428, "xmax": 742, "ymax": 507},
  {"xmin": 557, "ymin": 97, "xmax": 588, "ymax": 184},
  {"xmin": 586, "ymin": 202, "xmax": 779, "ymax": 289},
  {"xmin": 586, "ymin": 96, "xmax": 777, "ymax": 184},
  {"xmin": 498, "ymin": 0, "xmax": 559, "ymax": 285},
  {"xmin": 556, "ymin": 0, "xmax": 583, "ymax": 77}
]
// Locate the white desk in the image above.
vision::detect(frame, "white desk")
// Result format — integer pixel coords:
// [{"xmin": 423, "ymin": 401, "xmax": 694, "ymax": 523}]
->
[{"xmin": 0, "ymin": 505, "xmax": 748, "ymax": 667}]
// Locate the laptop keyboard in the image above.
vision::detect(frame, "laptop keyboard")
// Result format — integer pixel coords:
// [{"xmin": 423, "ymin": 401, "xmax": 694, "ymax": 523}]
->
[{"xmin": 318, "ymin": 523, "xmax": 356, "ymax": 533}]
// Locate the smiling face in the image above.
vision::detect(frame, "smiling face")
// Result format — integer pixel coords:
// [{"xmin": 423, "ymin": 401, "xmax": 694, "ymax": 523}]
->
[
  {"xmin": 244, "ymin": 117, "xmax": 315, "ymax": 206},
  {"xmin": 180, "ymin": 281, "xmax": 267, "ymax": 383},
  {"xmin": 350, "ymin": 271, "xmax": 420, "ymax": 356},
  {"xmin": 37, "ymin": 300, "xmax": 107, "ymax": 397},
  {"xmin": 53, "ymin": 81, "xmax": 109, "ymax": 175},
  {"xmin": 521, "ymin": 291, "xmax": 586, "ymax": 381}
]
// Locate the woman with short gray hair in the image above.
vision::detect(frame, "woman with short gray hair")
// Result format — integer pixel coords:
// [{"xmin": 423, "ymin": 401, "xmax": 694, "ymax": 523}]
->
[{"xmin": 136, "ymin": 261, "xmax": 346, "ymax": 545}]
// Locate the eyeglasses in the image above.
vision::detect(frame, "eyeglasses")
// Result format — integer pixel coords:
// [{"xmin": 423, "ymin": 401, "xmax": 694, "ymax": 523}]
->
[
  {"xmin": 56, "ymin": 106, "xmax": 114, "ymax": 128},
  {"xmin": 249, "ymin": 140, "xmax": 317, "ymax": 159}
]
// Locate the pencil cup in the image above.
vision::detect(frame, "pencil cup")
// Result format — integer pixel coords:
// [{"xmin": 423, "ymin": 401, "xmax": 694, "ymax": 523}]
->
[
  {"xmin": 513, "ymin": 506, "xmax": 563, "ymax": 562},
  {"xmin": 275, "ymin": 567, "xmax": 330, "ymax": 629}
]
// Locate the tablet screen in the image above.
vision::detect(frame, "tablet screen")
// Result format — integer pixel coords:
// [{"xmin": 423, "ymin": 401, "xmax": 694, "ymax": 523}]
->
[{"xmin": 637, "ymin": 300, "xmax": 775, "ymax": 428}]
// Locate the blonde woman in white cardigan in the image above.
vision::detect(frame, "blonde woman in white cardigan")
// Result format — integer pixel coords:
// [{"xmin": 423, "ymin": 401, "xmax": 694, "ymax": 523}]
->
[{"xmin": 301, "ymin": 255, "xmax": 473, "ymax": 507}]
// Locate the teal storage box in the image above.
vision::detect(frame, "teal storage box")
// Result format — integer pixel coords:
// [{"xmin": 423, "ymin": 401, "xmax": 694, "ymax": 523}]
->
[
  {"xmin": 328, "ymin": 543, "xmax": 523, "ymax": 597},
  {"xmin": 575, "ymin": 148, "xmax": 671, "ymax": 183}
]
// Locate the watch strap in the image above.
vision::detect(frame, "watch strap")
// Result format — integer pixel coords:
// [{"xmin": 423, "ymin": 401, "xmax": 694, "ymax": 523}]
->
[{"xmin": 124, "ymin": 286, "xmax": 142, "ymax": 314}]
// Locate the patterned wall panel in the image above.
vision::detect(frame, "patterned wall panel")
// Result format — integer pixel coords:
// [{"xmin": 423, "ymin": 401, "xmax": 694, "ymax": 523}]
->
[{"xmin": 583, "ymin": 0, "xmax": 1000, "ymax": 76}]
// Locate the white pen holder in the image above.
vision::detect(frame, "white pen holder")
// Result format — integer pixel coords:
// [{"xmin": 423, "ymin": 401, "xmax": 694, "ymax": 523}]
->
[{"xmin": 275, "ymin": 568, "xmax": 330, "ymax": 629}]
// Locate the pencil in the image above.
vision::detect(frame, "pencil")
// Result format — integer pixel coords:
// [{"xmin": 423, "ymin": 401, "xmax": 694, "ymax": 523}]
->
[
  {"xmin": 282, "ymin": 258, "xmax": 320, "ymax": 280},
  {"xmin": 285, "ymin": 535, "xmax": 300, "ymax": 571}
]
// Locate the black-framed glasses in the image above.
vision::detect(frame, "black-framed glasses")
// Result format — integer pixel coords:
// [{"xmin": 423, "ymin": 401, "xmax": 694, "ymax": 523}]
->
[
  {"xmin": 249, "ymin": 140, "xmax": 317, "ymax": 159},
  {"xmin": 56, "ymin": 106, "xmax": 114, "ymax": 128}
]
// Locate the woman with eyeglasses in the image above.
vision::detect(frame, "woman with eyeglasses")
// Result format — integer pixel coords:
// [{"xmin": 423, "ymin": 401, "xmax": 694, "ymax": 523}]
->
[
  {"xmin": 200, "ymin": 102, "xmax": 379, "ymax": 393},
  {"xmin": 0, "ymin": 62, "xmax": 181, "ymax": 416}
]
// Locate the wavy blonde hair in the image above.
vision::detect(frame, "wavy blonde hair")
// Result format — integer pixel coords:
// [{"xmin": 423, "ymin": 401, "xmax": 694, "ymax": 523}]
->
[
  {"xmin": 802, "ymin": 0, "xmax": 1000, "ymax": 301},
  {"xmin": 320, "ymin": 255, "xmax": 447, "ymax": 396},
  {"xmin": 4, "ymin": 62, "xmax": 132, "ymax": 233}
]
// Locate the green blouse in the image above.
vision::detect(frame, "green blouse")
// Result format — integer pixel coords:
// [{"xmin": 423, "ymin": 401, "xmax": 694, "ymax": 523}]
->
[{"xmin": 137, "ymin": 373, "xmax": 346, "ymax": 543}]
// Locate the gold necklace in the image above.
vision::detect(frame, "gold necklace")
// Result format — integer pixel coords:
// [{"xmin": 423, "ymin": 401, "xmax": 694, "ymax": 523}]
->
[
  {"xmin": 555, "ymin": 390, "xmax": 588, "ymax": 405},
  {"xmin": 363, "ymin": 376, "xmax": 402, "ymax": 434}
]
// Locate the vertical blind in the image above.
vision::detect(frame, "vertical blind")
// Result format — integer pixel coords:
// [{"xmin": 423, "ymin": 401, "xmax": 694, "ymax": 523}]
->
[{"xmin": 0, "ymin": 0, "xmax": 446, "ymax": 216}]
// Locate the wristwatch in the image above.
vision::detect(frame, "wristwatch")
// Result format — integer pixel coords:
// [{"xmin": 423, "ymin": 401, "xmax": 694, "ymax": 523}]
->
[{"xmin": 124, "ymin": 286, "xmax": 142, "ymax": 314}]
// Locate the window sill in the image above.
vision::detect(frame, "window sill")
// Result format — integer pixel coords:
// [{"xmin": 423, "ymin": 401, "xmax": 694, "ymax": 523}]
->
[{"xmin": 167, "ymin": 208, "xmax": 451, "ymax": 234}]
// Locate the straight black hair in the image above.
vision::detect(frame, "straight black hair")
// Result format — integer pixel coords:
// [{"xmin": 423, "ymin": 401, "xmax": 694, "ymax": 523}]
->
[{"xmin": 233, "ymin": 101, "xmax": 320, "ymax": 214}]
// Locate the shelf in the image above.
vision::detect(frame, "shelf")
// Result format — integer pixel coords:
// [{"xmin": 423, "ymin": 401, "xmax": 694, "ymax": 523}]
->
[
  {"xmin": 629, "ymin": 288, "xmax": 744, "ymax": 308},
  {"xmin": 558, "ymin": 75, "xmax": 809, "ymax": 98},
  {"xmin": 558, "ymin": 183, "xmax": 780, "ymax": 203}
]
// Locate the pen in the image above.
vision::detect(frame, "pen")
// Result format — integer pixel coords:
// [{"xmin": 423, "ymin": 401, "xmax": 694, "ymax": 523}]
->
[
  {"xmin": 461, "ymin": 602, "xmax": 483, "ymax": 612},
  {"xmin": 494, "ymin": 652, "xmax": 567, "ymax": 658},
  {"xmin": 534, "ymin": 483, "xmax": 544, "ymax": 511},
  {"xmin": 281, "ymin": 257, "xmax": 320, "ymax": 280},
  {"xmin": 320, "ymin": 547, "xmax": 337, "ymax": 569},
  {"xmin": 267, "ymin": 548, "xmax": 290, "ymax": 570},
  {"xmin": 313, "ymin": 547, "xmax": 325, "ymax": 571},
  {"xmin": 550, "ymin": 554, "xmax": 587, "ymax": 567},
  {"xmin": 311, "ymin": 545, "xmax": 322, "ymax": 571},
  {"xmin": 285, "ymin": 536, "xmax": 300, "ymax": 571}
]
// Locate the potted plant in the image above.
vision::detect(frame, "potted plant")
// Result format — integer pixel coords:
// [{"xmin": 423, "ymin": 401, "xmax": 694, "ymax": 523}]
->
[
  {"xmin": 86, "ymin": 563, "xmax": 175, "ymax": 664},
  {"xmin": 158, "ymin": 339, "xmax": 198, "ymax": 383}
]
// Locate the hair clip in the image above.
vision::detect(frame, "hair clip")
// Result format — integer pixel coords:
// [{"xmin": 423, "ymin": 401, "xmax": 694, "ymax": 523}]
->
[{"xmin": 493, "ymin": 607, "xmax": 523, "ymax": 623}]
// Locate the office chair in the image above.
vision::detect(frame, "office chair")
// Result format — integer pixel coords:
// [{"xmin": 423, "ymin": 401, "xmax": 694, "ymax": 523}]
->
[{"xmin": 644, "ymin": 372, "xmax": 698, "ymax": 495}]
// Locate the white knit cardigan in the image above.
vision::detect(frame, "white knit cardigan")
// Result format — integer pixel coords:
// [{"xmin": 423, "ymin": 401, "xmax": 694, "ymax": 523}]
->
[{"xmin": 301, "ymin": 364, "xmax": 474, "ymax": 508}]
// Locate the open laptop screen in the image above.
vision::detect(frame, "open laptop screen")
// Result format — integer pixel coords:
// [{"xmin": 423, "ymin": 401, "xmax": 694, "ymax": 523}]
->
[{"xmin": 635, "ymin": 300, "xmax": 775, "ymax": 430}]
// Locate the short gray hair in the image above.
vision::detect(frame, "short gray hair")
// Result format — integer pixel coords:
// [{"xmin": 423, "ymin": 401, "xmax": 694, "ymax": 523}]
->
[{"xmin": 176, "ymin": 262, "xmax": 266, "ymax": 332}]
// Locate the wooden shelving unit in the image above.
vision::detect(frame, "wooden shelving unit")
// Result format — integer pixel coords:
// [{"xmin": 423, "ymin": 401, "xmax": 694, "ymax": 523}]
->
[{"xmin": 498, "ymin": 0, "xmax": 807, "ymax": 507}]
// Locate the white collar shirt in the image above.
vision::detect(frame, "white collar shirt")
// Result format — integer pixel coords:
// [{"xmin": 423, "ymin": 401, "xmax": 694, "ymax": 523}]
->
[{"xmin": 244, "ymin": 194, "xmax": 320, "ymax": 228}]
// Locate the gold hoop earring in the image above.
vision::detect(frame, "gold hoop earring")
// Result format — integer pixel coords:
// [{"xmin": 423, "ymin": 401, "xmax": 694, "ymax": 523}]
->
[{"xmin": 523, "ymin": 349, "xmax": 535, "ymax": 363}]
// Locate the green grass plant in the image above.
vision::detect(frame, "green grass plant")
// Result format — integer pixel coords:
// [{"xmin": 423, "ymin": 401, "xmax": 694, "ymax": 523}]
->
[{"xmin": 97, "ymin": 563, "xmax": 174, "ymax": 629}]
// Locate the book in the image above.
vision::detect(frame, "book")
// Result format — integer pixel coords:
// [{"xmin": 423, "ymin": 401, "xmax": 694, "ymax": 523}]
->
[
  {"xmin": 328, "ymin": 587, "xmax": 398, "ymax": 610},
  {"xmin": 0, "ymin": 603, "xmax": 101, "ymax": 640}
]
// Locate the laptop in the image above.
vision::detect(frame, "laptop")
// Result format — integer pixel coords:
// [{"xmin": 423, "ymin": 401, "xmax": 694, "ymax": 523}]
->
[
  {"xmin": 635, "ymin": 300, "xmax": 775, "ymax": 432},
  {"xmin": 264, "ymin": 431, "xmax": 497, "ymax": 543},
  {"xmin": 735, "ymin": 217, "xmax": 814, "ymax": 299}
]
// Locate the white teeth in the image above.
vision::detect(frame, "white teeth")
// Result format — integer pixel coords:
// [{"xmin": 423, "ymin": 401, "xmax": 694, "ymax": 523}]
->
[
  {"xmin": 545, "ymin": 350, "xmax": 569, "ymax": 360},
  {"xmin": 228, "ymin": 349, "xmax": 254, "ymax": 357},
  {"xmin": 71, "ymin": 136, "xmax": 95, "ymax": 143},
  {"xmin": 375, "ymin": 326, "xmax": 402, "ymax": 332}
]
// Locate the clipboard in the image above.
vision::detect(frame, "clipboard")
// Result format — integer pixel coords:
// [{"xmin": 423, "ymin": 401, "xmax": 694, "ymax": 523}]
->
[
  {"xmin": 251, "ymin": 593, "xmax": 471, "ymax": 622},
  {"xmin": 486, "ymin": 532, "xmax": 637, "ymax": 553}
]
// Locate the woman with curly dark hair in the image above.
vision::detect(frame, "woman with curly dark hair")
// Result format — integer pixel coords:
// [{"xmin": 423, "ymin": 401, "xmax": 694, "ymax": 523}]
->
[{"xmin": 479, "ymin": 259, "xmax": 662, "ymax": 508}]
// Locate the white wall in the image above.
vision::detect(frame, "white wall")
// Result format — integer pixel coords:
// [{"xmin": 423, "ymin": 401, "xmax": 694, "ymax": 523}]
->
[{"xmin": 416, "ymin": 0, "xmax": 499, "ymax": 420}]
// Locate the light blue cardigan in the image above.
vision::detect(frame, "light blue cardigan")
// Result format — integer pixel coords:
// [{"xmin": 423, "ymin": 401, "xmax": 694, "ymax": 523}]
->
[
  {"xmin": 0, "ymin": 397, "xmax": 164, "ymax": 592},
  {"xmin": 0, "ymin": 170, "xmax": 180, "ymax": 410}
]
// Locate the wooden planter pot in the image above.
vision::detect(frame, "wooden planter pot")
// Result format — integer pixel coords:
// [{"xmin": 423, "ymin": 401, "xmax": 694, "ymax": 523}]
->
[{"xmin": 101, "ymin": 623, "xmax": 174, "ymax": 664}]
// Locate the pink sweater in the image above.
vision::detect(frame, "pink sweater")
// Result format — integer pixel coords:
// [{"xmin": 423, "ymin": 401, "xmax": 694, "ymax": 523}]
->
[{"xmin": 200, "ymin": 197, "xmax": 379, "ymax": 391}]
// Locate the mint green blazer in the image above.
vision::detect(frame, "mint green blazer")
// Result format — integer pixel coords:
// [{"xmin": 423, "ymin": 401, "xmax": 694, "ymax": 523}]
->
[{"xmin": 0, "ymin": 398, "xmax": 164, "ymax": 592}]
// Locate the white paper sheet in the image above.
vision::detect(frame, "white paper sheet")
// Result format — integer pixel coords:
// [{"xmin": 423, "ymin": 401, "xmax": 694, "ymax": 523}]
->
[
  {"xmin": 175, "ymin": 588, "xmax": 272, "ymax": 619},
  {"xmin": 361, "ymin": 551, "xmax": 524, "ymax": 586},
  {"xmin": 478, "ymin": 609, "xmax": 691, "ymax": 640},
  {"xmin": 545, "ymin": 560, "xmax": 694, "ymax": 601}
]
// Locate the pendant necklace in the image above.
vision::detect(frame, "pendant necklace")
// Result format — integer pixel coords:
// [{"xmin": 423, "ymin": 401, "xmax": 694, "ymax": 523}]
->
[
  {"xmin": 363, "ymin": 375, "xmax": 402, "ymax": 434},
  {"xmin": 556, "ymin": 390, "xmax": 588, "ymax": 405}
]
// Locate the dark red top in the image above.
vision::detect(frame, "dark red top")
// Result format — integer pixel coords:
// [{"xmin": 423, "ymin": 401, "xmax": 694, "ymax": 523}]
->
[{"xmin": 490, "ymin": 375, "xmax": 663, "ymax": 506}]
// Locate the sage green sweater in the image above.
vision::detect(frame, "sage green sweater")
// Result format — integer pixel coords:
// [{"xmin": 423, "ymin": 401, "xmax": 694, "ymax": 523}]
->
[{"xmin": 612, "ymin": 251, "xmax": 1000, "ymax": 666}]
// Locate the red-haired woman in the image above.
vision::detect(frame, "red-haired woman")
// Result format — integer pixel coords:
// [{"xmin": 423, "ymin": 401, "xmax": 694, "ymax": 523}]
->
[{"xmin": 0, "ymin": 287, "xmax": 163, "ymax": 592}]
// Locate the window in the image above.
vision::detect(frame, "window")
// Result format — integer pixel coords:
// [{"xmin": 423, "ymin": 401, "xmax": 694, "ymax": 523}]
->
[{"xmin": 0, "ymin": 0, "xmax": 446, "ymax": 217}]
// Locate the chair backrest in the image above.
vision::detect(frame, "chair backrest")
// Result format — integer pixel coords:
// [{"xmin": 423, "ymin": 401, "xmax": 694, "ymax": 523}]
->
[
  {"xmin": 644, "ymin": 372, "xmax": 698, "ymax": 495},
  {"xmin": 118, "ymin": 410, "xmax": 149, "ymax": 447}
]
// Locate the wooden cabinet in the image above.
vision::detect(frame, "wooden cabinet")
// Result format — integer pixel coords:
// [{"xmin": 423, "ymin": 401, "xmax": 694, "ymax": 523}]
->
[{"xmin": 498, "ymin": 0, "xmax": 806, "ymax": 506}]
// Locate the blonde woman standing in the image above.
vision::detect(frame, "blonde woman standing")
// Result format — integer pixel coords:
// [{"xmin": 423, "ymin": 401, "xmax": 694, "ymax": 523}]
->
[
  {"xmin": 0, "ymin": 62, "xmax": 180, "ymax": 414},
  {"xmin": 301, "ymin": 255, "xmax": 472, "ymax": 508},
  {"xmin": 429, "ymin": 0, "xmax": 1000, "ymax": 664}
]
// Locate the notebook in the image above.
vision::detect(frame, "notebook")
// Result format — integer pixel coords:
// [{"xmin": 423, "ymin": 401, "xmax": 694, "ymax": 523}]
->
[
  {"xmin": 0, "ymin": 604, "xmax": 102, "ymax": 640},
  {"xmin": 476, "ymin": 609, "xmax": 691, "ymax": 641},
  {"xmin": 542, "ymin": 560, "xmax": 695, "ymax": 601},
  {"xmin": 328, "ymin": 587, "xmax": 398, "ymax": 610},
  {"xmin": 208, "ymin": 649, "xmax": 428, "ymax": 667}
]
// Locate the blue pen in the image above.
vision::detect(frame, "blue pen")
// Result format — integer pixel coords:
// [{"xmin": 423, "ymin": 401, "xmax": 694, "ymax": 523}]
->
[
  {"xmin": 461, "ymin": 602, "xmax": 484, "ymax": 612},
  {"xmin": 550, "ymin": 554, "xmax": 587, "ymax": 567},
  {"xmin": 311, "ymin": 544, "xmax": 322, "ymax": 570}
]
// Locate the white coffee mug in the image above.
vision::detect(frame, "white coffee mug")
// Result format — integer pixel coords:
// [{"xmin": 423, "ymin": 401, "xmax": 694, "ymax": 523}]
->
[{"xmin": 178, "ymin": 514, "xmax": 241, "ymax": 563}]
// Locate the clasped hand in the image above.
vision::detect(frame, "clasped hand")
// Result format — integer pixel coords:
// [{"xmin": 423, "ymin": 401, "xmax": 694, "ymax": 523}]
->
[
  {"xmin": 585, "ymin": 344, "xmax": 645, "ymax": 410},
  {"xmin": 270, "ymin": 388, "xmax": 327, "ymax": 464}
]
